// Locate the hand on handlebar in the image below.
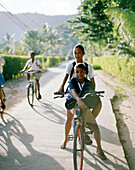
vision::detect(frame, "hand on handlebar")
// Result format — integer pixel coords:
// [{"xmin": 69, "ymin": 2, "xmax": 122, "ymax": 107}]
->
[
  {"xmin": 54, "ymin": 91, "xmax": 66, "ymax": 99},
  {"xmin": 77, "ymin": 99, "xmax": 88, "ymax": 111},
  {"xmin": 20, "ymin": 70, "xmax": 24, "ymax": 73}
]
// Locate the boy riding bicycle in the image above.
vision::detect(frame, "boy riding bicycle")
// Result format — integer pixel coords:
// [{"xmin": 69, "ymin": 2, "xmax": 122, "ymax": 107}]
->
[
  {"xmin": 69, "ymin": 63, "xmax": 107, "ymax": 160},
  {"xmin": 20, "ymin": 51, "xmax": 42, "ymax": 99}
]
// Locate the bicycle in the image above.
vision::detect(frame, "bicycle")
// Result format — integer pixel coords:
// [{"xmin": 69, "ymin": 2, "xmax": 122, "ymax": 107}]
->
[
  {"xmin": 23, "ymin": 70, "xmax": 41, "ymax": 106},
  {"xmin": 54, "ymin": 90, "xmax": 104, "ymax": 170},
  {"xmin": 0, "ymin": 85, "xmax": 6, "ymax": 112}
]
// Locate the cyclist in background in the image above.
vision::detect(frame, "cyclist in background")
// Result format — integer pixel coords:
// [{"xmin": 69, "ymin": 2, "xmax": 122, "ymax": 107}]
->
[
  {"xmin": 0, "ymin": 56, "xmax": 6, "ymax": 110},
  {"xmin": 21, "ymin": 51, "xmax": 42, "ymax": 99}
]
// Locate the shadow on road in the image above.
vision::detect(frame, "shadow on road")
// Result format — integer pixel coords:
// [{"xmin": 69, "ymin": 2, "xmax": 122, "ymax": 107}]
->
[
  {"xmin": 32, "ymin": 99, "xmax": 125, "ymax": 147},
  {"xmin": 60, "ymin": 143, "xmax": 128, "ymax": 169},
  {"xmin": 85, "ymin": 145, "xmax": 128, "ymax": 170},
  {"xmin": 98, "ymin": 125, "xmax": 122, "ymax": 146},
  {"xmin": 0, "ymin": 112, "xmax": 64, "ymax": 170},
  {"xmin": 31, "ymin": 99, "xmax": 65, "ymax": 125}
]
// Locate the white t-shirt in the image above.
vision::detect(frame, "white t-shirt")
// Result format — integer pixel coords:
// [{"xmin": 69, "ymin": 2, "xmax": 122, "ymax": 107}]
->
[
  {"xmin": 25, "ymin": 58, "xmax": 41, "ymax": 71},
  {"xmin": 0, "ymin": 56, "xmax": 5, "ymax": 74},
  {"xmin": 65, "ymin": 61, "xmax": 96, "ymax": 79}
]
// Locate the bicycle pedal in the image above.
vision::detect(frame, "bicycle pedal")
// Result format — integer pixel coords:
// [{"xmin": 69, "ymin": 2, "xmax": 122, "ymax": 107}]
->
[
  {"xmin": 86, "ymin": 130, "xmax": 94, "ymax": 135},
  {"xmin": 68, "ymin": 135, "xmax": 74, "ymax": 141}
]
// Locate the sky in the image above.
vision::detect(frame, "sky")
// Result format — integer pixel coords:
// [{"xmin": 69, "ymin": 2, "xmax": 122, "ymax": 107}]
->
[{"xmin": 0, "ymin": 0, "xmax": 81, "ymax": 15}]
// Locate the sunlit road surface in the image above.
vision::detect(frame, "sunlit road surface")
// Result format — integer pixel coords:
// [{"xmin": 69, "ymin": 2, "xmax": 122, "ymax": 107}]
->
[{"xmin": 0, "ymin": 61, "xmax": 129, "ymax": 170}]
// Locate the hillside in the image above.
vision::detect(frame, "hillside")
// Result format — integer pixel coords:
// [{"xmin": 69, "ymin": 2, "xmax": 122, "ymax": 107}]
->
[{"xmin": 0, "ymin": 12, "xmax": 76, "ymax": 40}]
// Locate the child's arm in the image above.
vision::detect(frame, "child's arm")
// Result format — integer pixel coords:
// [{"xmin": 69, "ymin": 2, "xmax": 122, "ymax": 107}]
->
[
  {"xmin": 37, "ymin": 59, "xmax": 42, "ymax": 69},
  {"xmin": 70, "ymin": 90, "xmax": 87, "ymax": 110},
  {"xmin": 90, "ymin": 77, "xmax": 95, "ymax": 90},
  {"xmin": 55, "ymin": 74, "xmax": 69, "ymax": 93},
  {"xmin": 20, "ymin": 61, "xmax": 29, "ymax": 72}
]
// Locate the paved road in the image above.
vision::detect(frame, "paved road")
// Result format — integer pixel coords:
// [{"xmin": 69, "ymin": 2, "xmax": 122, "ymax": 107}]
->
[{"xmin": 0, "ymin": 61, "xmax": 129, "ymax": 170}]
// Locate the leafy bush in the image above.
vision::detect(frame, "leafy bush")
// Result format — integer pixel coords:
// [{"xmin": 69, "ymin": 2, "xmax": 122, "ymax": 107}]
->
[
  {"xmin": 1, "ymin": 55, "xmax": 62, "ymax": 81},
  {"xmin": 92, "ymin": 65, "xmax": 102, "ymax": 70},
  {"xmin": 88, "ymin": 56, "xmax": 135, "ymax": 85}
]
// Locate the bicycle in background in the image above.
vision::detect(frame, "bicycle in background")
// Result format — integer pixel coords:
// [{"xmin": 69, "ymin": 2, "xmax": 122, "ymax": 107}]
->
[{"xmin": 23, "ymin": 70, "xmax": 41, "ymax": 107}]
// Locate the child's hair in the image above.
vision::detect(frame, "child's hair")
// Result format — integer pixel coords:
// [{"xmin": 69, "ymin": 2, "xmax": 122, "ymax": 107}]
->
[
  {"xmin": 73, "ymin": 44, "xmax": 85, "ymax": 54},
  {"xmin": 30, "ymin": 51, "xmax": 35, "ymax": 56},
  {"xmin": 75, "ymin": 63, "xmax": 87, "ymax": 72}
]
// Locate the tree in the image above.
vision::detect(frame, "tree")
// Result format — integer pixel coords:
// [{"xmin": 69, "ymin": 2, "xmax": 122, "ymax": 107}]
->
[
  {"xmin": 115, "ymin": 0, "xmax": 135, "ymax": 12},
  {"xmin": 54, "ymin": 24, "xmax": 78, "ymax": 57},
  {"xmin": 105, "ymin": 7, "xmax": 135, "ymax": 56},
  {"xmin": 41, "ymin": 23, "xmax": 62, "ymax": 56},
  {"xmin": 22, "ymin": 29, "xmax": 43, "ymax": 55},
  {"xmin": 68, "ymin": 0, "xmax": 113, "ymax": 56}
]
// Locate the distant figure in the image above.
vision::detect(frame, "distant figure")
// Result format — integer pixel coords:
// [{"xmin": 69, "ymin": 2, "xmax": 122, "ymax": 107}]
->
[
  {"xmin": 20, "ymin": 51, "xmax": 42, "ymax": 99},
  {"xmin": 0, "ymin": 56, "xmax": 6, "ymax": 110},
  {"xmin": 65, "ymin": 56, "xmax": 69, "ymax": 62}
]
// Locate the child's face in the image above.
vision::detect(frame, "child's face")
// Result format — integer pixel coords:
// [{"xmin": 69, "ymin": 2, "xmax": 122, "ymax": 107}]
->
[
  {"xmin": 75, "ymin": 67, "xmax": 86, "ymax": 82},
  {"xmin": 74, "ymin": 47, "xmax": 84, "ymax": 62},
  {"xmin": 30, "ymin": 54, "xmax": 35, "ymax": 60}
]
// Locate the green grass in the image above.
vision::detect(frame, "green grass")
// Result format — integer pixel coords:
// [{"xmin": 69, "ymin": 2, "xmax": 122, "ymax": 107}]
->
[
  {"xmin": 92, "ymin": 64, "xmax": 102, "ymax": 70},
  {"xmin": 105, "ymin": 82, "xmax": 127, "ymax": 100}
]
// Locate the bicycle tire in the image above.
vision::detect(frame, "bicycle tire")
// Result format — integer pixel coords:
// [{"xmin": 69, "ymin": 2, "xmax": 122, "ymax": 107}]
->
[
  {"xmin": 1, "ymin": 89, "xmax": 6, "ymax": 102},
  {"xmin": 27, "ymin": 84, "xmax": 34, "ymax": 106},
  {"xmin": 35, "ymin": 82, "xmax": 38, "ymax": 100},
  {"xmin": 73, "ymin": 124, "xmax": 84, "ymax": 170}
]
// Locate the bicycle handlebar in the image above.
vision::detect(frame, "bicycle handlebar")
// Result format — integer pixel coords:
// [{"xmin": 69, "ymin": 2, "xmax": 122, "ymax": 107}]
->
[
  {"xmin": 54, "ymin": 92, "xmax": 66, "ymax": 99},
  {"xmin": 22, "ymin": 70, "xmax": 42, "ymax": 74},
  {"xmin": 95, "ymin": 91, "xmax": 105, "ymax": 94},
  {"xmin": 54, "ymin": 90, "xmax": 105, "ymax": 99}
]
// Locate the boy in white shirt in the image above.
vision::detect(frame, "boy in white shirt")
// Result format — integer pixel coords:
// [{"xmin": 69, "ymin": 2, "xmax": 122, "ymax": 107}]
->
[
  {"xmin": 21, "ymin": 51, "xmax": 42, "ymax": 99},
  {"xmin": 0, "ymin": 56, "xmax": 6, "ymax": 110}
]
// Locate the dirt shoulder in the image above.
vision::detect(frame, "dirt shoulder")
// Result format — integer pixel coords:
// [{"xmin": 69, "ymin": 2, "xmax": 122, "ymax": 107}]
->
[
  {"xmin": 97, "ymin": 71, "xmax": 135, "ymax": 170},
  {"xmin": 3, "ymin": 76, "xmax": 28, "ymax": 110}
]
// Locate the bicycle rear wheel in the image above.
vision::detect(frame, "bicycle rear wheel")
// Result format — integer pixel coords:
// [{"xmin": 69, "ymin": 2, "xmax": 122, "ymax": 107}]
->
[
  {"xmin": 73, "ymin": 124, "xmax": 84, "ymax": 170},
  {"xmin": 27, "ymin": 84, "xmax": 34, "ymax": 106}
]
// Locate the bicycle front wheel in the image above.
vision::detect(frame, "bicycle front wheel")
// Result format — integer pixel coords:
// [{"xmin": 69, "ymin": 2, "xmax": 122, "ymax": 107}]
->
[
  {"xmin": 34, "ymin": 82, "xmax": 38, "ymax": 100},
  {"xmin": 27, "ymin": 84, "xmax": 34, "ymax": 106},
  {"xmin": 73, "ymin": 124, "xmax": 84, "ymax": 170}
]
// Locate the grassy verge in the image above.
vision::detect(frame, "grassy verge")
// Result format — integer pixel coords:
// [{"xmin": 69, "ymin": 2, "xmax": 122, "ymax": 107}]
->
[{"xmin": 101, "ymin": 73, "xmax": 131, "ymax": 168}]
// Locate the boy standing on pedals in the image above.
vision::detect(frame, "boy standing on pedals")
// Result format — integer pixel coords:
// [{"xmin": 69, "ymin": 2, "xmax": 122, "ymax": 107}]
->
[
  {"xmin": 69, "ymin": 63, "xmax": 107, "ymax": 160},
  {"xmin": 55, "ymin": 44, "xmax": 102, "ymax": 147}
]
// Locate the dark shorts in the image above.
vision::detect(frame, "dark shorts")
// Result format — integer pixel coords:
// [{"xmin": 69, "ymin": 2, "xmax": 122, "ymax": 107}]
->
[{"xmin": 0, "ymin": 74, "xmax": 4, "ymax": 86}]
